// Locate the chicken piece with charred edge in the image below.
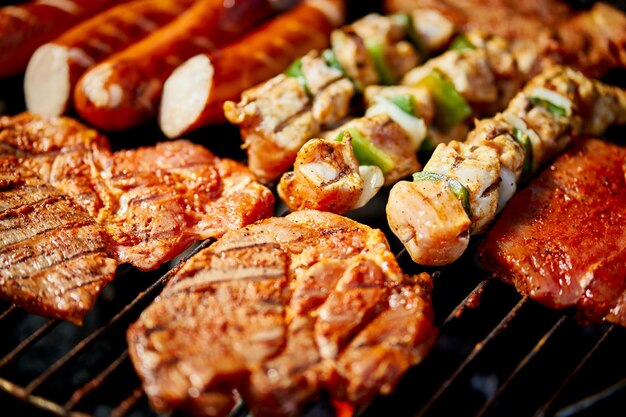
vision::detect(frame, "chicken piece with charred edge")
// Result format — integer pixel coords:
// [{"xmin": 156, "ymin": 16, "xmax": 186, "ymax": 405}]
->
[
  {"xmin": 387, "ymin": 65, "xmax": 626, "ymax": 266},
  {"xmin": 278, "ymin": 87, "xmax": 430, "ymax": 214},
  {"xmin": 401, "ymin": 32, "xmax": 522, "ymax": 144},
  {"xmin": 128, "ymin": 210, "xmax": 437, "ymax": 417},
  {"xmin": 224, "ymin": 11, "xmax": 451, "ymax": 184},
  {"xmin": 278, "ymin": 32, "xmax": 524, "ymax": 214}
]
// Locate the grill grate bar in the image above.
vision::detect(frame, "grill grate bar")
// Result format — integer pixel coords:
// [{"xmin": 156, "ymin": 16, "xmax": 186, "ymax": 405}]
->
[
  {"xmin": 414, "ymin": 296, "xmax": 529, "ymax": 417},
  {"xmin": 394, "ymin": 247, "xmax": 407, "ymax": 261},
  {"xmin": 110, "ymin": 386, "xmax": 145, "ymax": 417},
  {"xmin": 64, "ymin": 349, "xmax": 130, "ymax": 411},
  {"xmin": 554, "ymin": 376, "xmax": 626, "ymax": 417},
  {"xmin": 22, "ymin": 238, "xmax": 214, "ymax": 396},
  {"xmin": 0, "ymin": 319, "xmax": 59, "ymax": 368},
  {"xmin": 0, "ymin": 304, "xmax": 16, "ymax": 322},
  {"xmin": 442, "ymin": 278, "xmax": 492, "ymax": 327},
  {"xmin": 474, "ymin": 314, "xmax": 568, "ymax": 417},
  {"xmin": 0, "ymin": 377, "xmax": 89, "ymax": 417},
  {"xmin": 533, "ymin": 325, "xmax": 614, "ymax": 417}
]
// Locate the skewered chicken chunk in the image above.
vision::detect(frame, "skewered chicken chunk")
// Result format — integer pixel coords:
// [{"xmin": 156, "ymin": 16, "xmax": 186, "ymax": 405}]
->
[
  {"xmin": 388, "ymin": 65, "xmax": 626, "ymax": 266},
  {"xmin": 224, "ymin": 51, "xmax": 354, "ymax": 184},
  {"xmin": 277, "ymin": 33, "xmax": 522, "ymax": 215},
  {"xmin": 225, "ymin": 12, "xmax": 438, "ymax": 184},
  {"xmin": 278, "ymin": 101, "xmax": 424, "ymax": 214},
  {"xmin": 278, "ymin": 135, "xmax": 384, "ymax": 214},
  {"xmin": 332, "ymin": 13, "xmax": 419, "ymax": 87}
]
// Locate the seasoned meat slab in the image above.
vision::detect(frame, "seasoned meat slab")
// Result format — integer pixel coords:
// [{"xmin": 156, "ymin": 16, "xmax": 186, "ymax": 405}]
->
[
  {"xmin": 0, "ymin": 112, "xmax": 273, "ymax": 321},
  {"xmin": 0, "ymin": 159, "xmax": 117, "ymax": 324},
  {"xmin": 0, "ymin": 113, "xmax": 274, "ymax": 270},
  {"xmin": 479, "ymin": 139, "xmax": 626, "ymax": 325},
  {"xmin": 100, "ymin": 140, "xmax": 275, "ymax": 269},
  {"xmin": 128, "ymin": 210, "xmax": 436, "ymax": 417}
]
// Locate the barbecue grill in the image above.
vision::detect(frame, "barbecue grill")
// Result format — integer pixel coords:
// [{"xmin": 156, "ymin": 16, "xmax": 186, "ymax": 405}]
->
[{"xmin": 2, "ymin": 0, "xmax": 626, "ymax": 416}]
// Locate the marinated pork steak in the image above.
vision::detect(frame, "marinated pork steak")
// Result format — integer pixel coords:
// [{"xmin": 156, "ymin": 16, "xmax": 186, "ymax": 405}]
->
[
  {"xmin": 128, "ymin": 210, "xmax": 437, "ymax": 417},
  {"xmin": 479, "ymin": 139, "xmax": 626, "ymax": 325},
  {"xmin": 0, "ymin": 113, "xmax": 275, "ymax": 270},
  {"xmin": 0, "ymin": 159, "xmax": 117, "ymax": 324},
  {"xmin": 0, "ymin": 112, "xmax": 274, "ymax": 322},
  {"xmin": 99, "ymin": 140, "xmax": 275, "ymax": 269}
]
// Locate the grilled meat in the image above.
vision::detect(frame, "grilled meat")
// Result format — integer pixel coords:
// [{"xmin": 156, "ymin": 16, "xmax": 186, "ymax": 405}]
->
[
  {"xmin": 223, "ymin": 58, "xmax": 351, "ymax": 183},
  {"xmin": 402, "ymin": 32, "xmax": 522, "ymax": 119},
  {"xmin": 388, "ymin": 66, "xmax": 626, "ymax": 266},
  {"xmin": 0, "ymin": 113, "xmax": 274, "ymax": 271},
  {"xmin": 385, "ymin": 0, "xmax": 572, "ymax": 40},
  {"xmin": 0, "ymin": 113, "xmax": 273, "ymax": 322},
  {"xmin": 385, "ymin": 0, "xmax": 626, "ymax": 78},
  {"xmin": 277, "ymin": 111, "xmax": 420, "ymax": 214},
  {"xmin": 224, "ymin": 12, "xmax": 429, "ymax": 184},
  {"xmin": 0, "ymin": 112, "xmax": 113, "ymax": 218},
  {"xmin": 479, "ymin": 139, "xmax": 626, "ymax": 326},
  {"xmin": 276, "ymin": 31, "xmax": 527, "ymax": 215},
  {"xmin": 99, "ymin": 140, "xmax": 275, "ymax": 269},
  {"xmin": 128, "ymin": 210, "xmax": 436, "ymax": 417},
  {"xmin": 278, "ymin": 136, "xmax": 384, "ymax": 214},
  {"xmin": 0, "ymin": 158, "xmax": 117, "ymax": 324}
]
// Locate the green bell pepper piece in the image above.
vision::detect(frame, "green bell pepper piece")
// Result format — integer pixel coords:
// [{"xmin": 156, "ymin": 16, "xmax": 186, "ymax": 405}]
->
[
  {"xmin": 449, "ymin": 34, "xmax": 475, "ymax": 51},
  {"xmin": 417, "ymin": 70, "xmax": 472, "ymax": 131},
  {"xmin": 335, "ymin": 128, "xmax": 395, "ymax": 174},
  {"xmin": 513, "ymin": 128, "xmax": 534, "ymax": 174},
  {"xmin": 365, "ymin": 41, "xmax": 396, "ymax": 85},
  {"xmin": 387, "ymin": 94, "xmax": 418, "ymax": 117},
  {"xmin": 394, "ymin": 13, "xmax": 428, "ymax": 59},
  {"xmin": 413, "ymin": 171, "xmax": 472, "ymax": 216},
  {"xmin": 285, "ymin": 58, "xmax": 311, "ymax": 97},
  {"xmin": 529, "ymin": 96, "xmax": 567, "ymax": 118},
  {"xmin": 322, "ymin": 49, "xmax": 346, "ymax": 76}
]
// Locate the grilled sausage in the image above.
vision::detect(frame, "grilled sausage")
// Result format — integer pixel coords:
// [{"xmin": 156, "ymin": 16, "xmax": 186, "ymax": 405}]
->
[
  {"xmin": 24, "ymin": 0, "xmax": 195, "ymax": 116},
  {"xmin": 74, "ymin": 0, "xmax": 293, "ymax": 131},
  {"xmin": 0, "ymin": 0, "xmax": 131, "ymax": 78},
  {"xmin": 159, "ymin": 0, "xmax": 344, "ymax": 138}
]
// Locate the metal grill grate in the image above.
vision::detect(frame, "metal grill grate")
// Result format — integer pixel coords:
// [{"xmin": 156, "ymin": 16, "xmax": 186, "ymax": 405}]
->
[
  {"xmin": 2, "ymin": 1, "xmax": 626, "ymax": 416},
  {"xmin": 2, "ymin": 233, "xmax": 625, "ymax": 417}
]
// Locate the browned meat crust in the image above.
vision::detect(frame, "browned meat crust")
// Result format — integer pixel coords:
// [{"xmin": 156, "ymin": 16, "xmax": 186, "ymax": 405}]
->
[
  {"xmin": 384, "ymin": 0, "xmax": 626, "ymax": 77},
  {"xmin": 0, "ymin": 159, "xmax": 117, "ymax": 324},
  {"xmin": 0, "ymin": 112, "xmax": 274, "ymax": 322},
  {"xmin": 0, "ymin": 112, "xmax": 275, "ymax": 270},
  {"xmin": 479, "ymin": 139, "xmax": 626, "ymax": 325},
  {"xmin": 128, "ymin": 210, "xmax": 437, "ymax": 417},
  {"xmin": 102, "ymin": 141, "xmax": 275, "ymax": 269}
]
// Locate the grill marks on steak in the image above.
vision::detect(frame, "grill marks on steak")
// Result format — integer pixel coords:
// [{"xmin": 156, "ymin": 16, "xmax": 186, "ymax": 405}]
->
[
  {"xmin": 0, "ymin": 159, "xmax": 116, "ymax": 324},
  {"xmin": 100, "ymin": 141, "xmax": 275, "ymax": 270},
  {"xmin": 0, "ymin": 113, "xmax": 274, "ymax": 271},
  {"xmin": 479, "ymin": 139, "xmax": 626, "ymax": 325},
  {"xmin": 0, "ymin": 112, "xmax": 273, "ymax": 321},
  {"xmin": 128, "ymin": 211, "xmax": 437, "ymax": 417}
]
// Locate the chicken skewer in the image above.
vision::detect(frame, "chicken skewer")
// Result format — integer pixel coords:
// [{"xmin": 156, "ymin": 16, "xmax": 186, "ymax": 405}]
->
[
  {"xmin": 387, "ymin": 65, "xmax": 626, "ymax": 266},
  {"xmin": 278, "ymin": 32, "xmax": 524, "ymax": 214},
  {"xmin": 224, "ymin": 11, "xmax": 455, "ymax": 184}
]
